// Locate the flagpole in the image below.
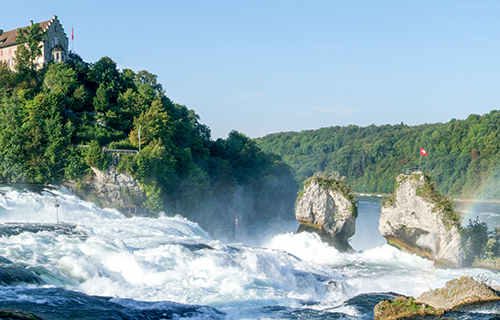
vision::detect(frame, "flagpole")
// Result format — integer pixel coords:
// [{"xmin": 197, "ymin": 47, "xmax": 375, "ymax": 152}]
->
[
  {"xmin": 419, "ymin": 147, "xmax": 427, "ymax": 171},
  {"xmin": 139, "ymin": 125, "xmax": 141, "ymax": 152}
]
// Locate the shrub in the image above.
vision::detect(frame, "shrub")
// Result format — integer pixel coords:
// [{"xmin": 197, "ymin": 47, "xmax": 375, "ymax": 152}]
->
[{"xmin": 461, "ymin": 217, "xmax": 489, "ymax": 264}]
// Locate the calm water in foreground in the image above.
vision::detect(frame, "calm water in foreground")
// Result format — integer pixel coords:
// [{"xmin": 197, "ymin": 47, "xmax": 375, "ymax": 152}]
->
[{"xmin": 0, "ymin": 187, "xmax": 499, "ymax": 319}]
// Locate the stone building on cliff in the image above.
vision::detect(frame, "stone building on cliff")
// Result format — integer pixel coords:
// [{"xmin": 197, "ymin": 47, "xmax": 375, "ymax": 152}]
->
[{"xmin": 0, "ymin": 15, "xmax": 69, "ymax": 69}]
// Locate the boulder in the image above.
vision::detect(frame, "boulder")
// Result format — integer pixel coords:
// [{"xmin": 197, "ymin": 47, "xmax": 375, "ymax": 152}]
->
[
  {"xmin": 295, "ymin": 175, "xmax": 357, "ymax": 252},
  {"xmin": 374, "ymin": 276, "xmax": 500, "ymax": 319},
  {"xmin": 417, "ymin": 276, "xmax": 500, "ymax": 310},
  {"xmin": 374, "ymin": 296, "xmax": 444, "ymax": 320},
  {"xmin": 379, "ymin": 172, "xmax": 465, "ymax": 267}
]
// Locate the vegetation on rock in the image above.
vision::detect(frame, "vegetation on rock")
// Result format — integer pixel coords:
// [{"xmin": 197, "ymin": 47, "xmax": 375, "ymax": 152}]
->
[
  {"xmin": 412, "ymin": 172, "xmax": 461, "ymax": 227},
  {"xmin": 374, "ymin": 296, "xmax": 443, "ymax": 320},
  {"xmin": 298, "ymin": 172, "xmax": 358, "ymax": 217}
]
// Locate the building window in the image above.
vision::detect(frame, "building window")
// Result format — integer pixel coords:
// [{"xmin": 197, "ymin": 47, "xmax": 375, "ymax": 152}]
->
[
  {"xmin": 56, "ymin": 53, "xmax": 59, "ymax": 61},
  {"xmin": 51, "ymin": 40, "xmax": 54, "ymax": 47},
  {"xmin": 8, "ymin": 48, "xmax": 11, "ymax": 54},
  {"xmin": 0, "ymin": 50, "xmax": 2, "ymax": 56},
  {"xmin": 55, "ymin": 36, "xmax": 58, "ymax": 43}
]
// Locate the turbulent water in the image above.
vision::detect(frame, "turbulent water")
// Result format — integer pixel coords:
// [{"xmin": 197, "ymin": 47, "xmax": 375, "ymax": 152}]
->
[{"xmin": 0, "ymin": 187, "xmax": 500, "ymax": 319}]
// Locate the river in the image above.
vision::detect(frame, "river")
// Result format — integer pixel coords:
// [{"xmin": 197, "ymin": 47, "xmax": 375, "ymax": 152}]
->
[{"xmin": 0, "ymin": 187, "xmax": 499, "ymax": 319}]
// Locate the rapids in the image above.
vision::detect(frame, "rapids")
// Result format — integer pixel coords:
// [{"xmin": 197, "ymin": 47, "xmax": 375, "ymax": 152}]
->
[{"xmin": 0, "ymin": 186, "xmax": 499, "ymax": 319}]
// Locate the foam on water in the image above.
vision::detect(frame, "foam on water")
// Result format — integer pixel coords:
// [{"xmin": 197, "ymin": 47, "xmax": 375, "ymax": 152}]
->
[
  {"xmin": 0, "ymin": 186, "xmax": 123, "ymax": 223},
  {"xmin": 0, "ymin": 187, "xmax": 349, "ymax": 311},
  {"xmin": 266, "ymin": 231, "xmax": 500, "ymax": 299},
  {"xmin": 2, "ymin": 186, "xmax": 500, "ymax": 319}
]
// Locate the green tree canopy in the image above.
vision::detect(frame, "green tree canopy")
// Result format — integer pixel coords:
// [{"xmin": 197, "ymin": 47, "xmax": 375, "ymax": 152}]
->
[{"xmin": 14, "ymin": 22, "xmax": 46, "ymax": 72}]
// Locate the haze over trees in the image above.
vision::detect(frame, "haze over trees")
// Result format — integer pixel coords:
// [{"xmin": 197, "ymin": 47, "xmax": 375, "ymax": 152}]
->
[
  {"xmin": 255, "ymin": 112, "xmax": 500, "ymax": 201},
  {"xmin": 0, "ymin": 44, "xmax": 297, "ymax": 233}
]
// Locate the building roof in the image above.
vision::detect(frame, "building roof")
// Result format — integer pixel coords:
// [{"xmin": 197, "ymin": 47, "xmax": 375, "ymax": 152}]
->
[
  {"xmin": 0, "ymin": 17, "xmax": 54, "ymax": 50},
  {"xmin": 51, "ymin": 42, "xmax": 65, "ymax": 52}
]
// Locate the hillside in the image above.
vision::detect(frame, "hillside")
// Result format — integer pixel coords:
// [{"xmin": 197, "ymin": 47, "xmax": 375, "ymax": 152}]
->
[
  {"xmin": 255, "ymin": 112, "xmax": 500, "ymax": 200},
  {"xmin": 0, "ymin": 52, "xmax": 298, "ymax": 234}
]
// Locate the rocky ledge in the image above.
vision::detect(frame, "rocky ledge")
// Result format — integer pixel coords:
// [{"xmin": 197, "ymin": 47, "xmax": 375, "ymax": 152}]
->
[
  {"xmin": 374, "ymin": 276, "xmax": 500, "ymax": 319},
  {"xmin": 69, "ymin": 166, "xmax": 145, "ymax": 214},
  {"xmin": 379, "ymin": 172, "xmax": 465, "ymax": 267},
  {"xmin": 295, "ymin": 174, "xmax": 357, "ymax": 252}
]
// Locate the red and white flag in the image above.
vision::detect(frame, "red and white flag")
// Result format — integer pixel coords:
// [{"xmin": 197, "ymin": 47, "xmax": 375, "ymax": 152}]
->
[
  {"xmin": 235, "ymin": 215, "xmax": 238, "ymax": 228},
  {"xmin": 420, "ymin": 147, "xmax": 428, "ymax": 156},
  {"xmin": 72, "ymin": 27, "xmax": 74, "ymax": 40}
]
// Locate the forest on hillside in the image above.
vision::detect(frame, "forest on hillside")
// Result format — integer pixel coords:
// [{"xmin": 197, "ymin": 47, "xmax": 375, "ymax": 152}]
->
[
  {"xmin": 255, "ymin": 112, "xmax": 500, "ymax": 200},
  {"xmin": 0, "ymin": 23, "xmax": 298, "ymax": 233}
]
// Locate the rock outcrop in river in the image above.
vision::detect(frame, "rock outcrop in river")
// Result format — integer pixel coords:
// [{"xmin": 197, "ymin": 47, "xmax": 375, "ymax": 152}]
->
[
  {"xmin": 379, "ymin": 172, "xmax": 465, "ymax": 267},
  {"xmin": 295, "ymin": 174, "xmax": 357, "ymax": 252},
  {"xmin": 417, "ymin": 276, "xmax": 500, "ymax": 310},
  {"xmin": 374, "ymin": 276, "xmax": 500, "ymax": 319}
]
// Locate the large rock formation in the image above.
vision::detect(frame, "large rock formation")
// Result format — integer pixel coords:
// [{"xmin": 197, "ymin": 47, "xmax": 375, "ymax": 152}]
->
[
  {"xmin": 379, "ymin": 172, "xmax": 465, "ymax": 267},
  {"xmin": 89, "ymin": 166, "xmax": 145, "ymax": 209},
  {"xmin": 295, "ymin": 175, "xmax": 357, "ymax": 252},
  {"xmin": 69, "ymin": 166, "xmax": 145, "ymax": 214}
]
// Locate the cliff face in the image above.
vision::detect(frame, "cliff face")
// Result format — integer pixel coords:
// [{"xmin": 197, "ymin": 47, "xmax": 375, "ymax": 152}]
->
[
  {"xmin": 85, "ymin": 166, "xmax": 145, "ymax": 212},
  {"xmin": 295, "ymin": 177, "xmax": 356, "ymax": 252},
  {"xmin": 379, "ymin": 172, "xmax": 465, "ymax": 267}
]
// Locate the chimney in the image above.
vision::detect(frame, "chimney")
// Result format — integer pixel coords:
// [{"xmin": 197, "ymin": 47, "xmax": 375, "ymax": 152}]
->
[
  {"xmin": 30, "ymin": 20, "xmax": 33, "ymax": 27},
  {"xmin": 0, "ymin": 30, "xmax": 3, "ymax": 36}
]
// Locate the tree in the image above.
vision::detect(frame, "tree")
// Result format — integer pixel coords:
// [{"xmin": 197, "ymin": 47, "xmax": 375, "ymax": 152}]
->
[
  {"xmin": 85, "ymin": 140, "xmax": 108, "ymax": 171},
  {"xmin": 88, "ymin": 56, "xmax": 120, "ymax": 85},
  {"xmin": 43, "ymin": 63, "xmax": 77, "ymax": 95},
  {"xmin": 135, "ymin": 70, "xmax": 165, "ymax": 105},
  {"xmin": 461, "ymin": 217, "xmax": 489, "ymax": 264},
  {"xmin": 14, "ymin": 23, "xmax": 46, "ymax": 72},
  {"xmin": 0, "ymin": 63, "xmax": 14, "ymax": 93},
  {"xmin": 93, "ymin": 83, "xmax": 110, "ymax": 113},
  {"xmin": 129, "ymin": 99, "xmax": 173, "ymax": 148},
  {"xmin": 0, "ymin": 92, "xmax": 25, "ymax": 183}
]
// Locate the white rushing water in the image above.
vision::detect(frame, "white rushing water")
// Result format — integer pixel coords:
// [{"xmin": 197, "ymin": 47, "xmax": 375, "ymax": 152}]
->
[{"xmin": 0, "ymin": 186, "xmax": 499, "ymax": 319}]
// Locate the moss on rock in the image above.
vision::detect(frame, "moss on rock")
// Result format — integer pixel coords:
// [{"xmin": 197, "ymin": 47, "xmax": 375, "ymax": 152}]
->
[
  {"xmin": 297, "ymin": 172, "xmax": 358, "ymax": 217},
  {"xmin": 374, "ymin": 296, "xmax": 444, "ymax": 320}
]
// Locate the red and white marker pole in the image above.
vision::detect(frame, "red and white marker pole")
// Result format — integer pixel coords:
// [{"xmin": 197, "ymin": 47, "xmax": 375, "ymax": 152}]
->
[{"xmin": 235, "ymin": 215, "xmax": 238, "ymax": 241}]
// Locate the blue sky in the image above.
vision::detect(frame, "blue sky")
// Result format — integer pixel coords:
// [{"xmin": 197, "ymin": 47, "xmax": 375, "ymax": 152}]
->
[{"xmin": 4, "ymin": 1, "xmax": 500, "ymax": 139}]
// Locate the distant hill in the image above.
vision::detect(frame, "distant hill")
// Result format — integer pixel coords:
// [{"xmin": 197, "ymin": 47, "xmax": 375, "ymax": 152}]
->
[{"xmin": 255, "ymin": 111, "xmax": 500, "ymax": 200}]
